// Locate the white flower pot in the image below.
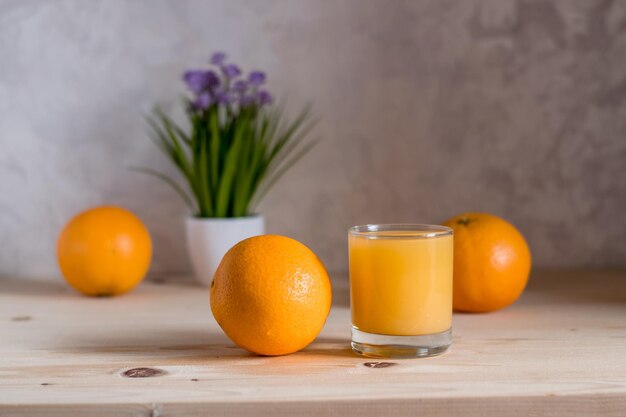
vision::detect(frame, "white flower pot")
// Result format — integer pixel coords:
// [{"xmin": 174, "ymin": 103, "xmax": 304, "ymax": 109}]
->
[{"xmin": 185, "ymin": 215, "xmax": 265, "ymax": 286}]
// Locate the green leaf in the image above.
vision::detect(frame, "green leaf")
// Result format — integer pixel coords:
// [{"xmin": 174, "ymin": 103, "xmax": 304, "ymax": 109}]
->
[
  {"xmin": 194, "ymin": 121, "xmax": 212, "ymax": 217},
  {"xmin": 209, "ymin": 109, "xmax": 221, "ymax": 193},
  {"xmin": 232, "ymin": 136, "xmax": 251, "ymax": 216},
  {"xmin": 250, "ymin": 137, "xmax": 318, "ymax": 210},
  {"xmin": 268, "ymin": 117, "xmax": 317, "ymax": 170},
  {"xmin": 268, "ymin": 105, "xmax": 312, "ymax": 160},
  {"xmin": 155, "ymin": 109, "xmax": 194, "ymax": 180},
  {"xmin": 215, "ymin": 119, "xmax": 247, "ymax": 217},
  {"xmin": 129, "ymin": 166, "xmax": 196, "ymax": 212},
  {"xmin": 144, "ymin": 114, "xmax": 174, "ymax": 155}
]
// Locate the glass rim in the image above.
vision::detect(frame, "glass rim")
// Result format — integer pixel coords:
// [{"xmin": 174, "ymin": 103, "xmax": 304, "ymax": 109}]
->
[{"xmin": 348, "ymin": 224, "xmax": 453, "ymax": 239}]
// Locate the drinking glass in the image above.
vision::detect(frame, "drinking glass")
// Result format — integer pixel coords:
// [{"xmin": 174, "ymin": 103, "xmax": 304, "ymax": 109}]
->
[{"xmin": 349, "ymin": 224, "xmax": 453, "ymax": 358}]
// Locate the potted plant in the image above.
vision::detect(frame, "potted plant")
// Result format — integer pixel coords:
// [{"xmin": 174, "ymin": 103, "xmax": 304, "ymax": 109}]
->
[{"xmin": 142, "ymin": 52, "xmax": 315, "ymax": 286}]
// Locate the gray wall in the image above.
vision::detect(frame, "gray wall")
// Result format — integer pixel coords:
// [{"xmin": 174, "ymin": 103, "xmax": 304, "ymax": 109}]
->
[{"xmin": 1, "ymin": 0, "xmax": 625, "ymax": 281}]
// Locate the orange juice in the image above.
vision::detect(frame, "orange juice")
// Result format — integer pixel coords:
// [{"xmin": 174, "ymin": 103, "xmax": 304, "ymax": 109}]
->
[{"xmin": 349, "ymin": 229, "xmax": 453, "ymax": 336}]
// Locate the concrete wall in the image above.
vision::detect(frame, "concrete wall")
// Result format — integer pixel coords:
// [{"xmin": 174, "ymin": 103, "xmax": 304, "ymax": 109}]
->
[{"xmin": 1, "ymin": 0, "xmax": 625, "ymax": 280}]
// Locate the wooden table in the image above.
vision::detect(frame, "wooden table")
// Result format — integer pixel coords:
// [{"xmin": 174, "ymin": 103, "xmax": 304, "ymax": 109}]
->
[{"xmin": 0, "ymin": 270, "xmax": 625, "ymax": 416}]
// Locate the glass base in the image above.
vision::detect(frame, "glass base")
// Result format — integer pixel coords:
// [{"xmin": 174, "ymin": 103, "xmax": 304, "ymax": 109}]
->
[{"xmin": 351, "ymin": 327, "xmax": 451, "ymax": 358}]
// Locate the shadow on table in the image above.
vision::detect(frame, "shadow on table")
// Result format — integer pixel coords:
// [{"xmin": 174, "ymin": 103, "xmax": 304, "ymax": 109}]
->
[{"xmin": 53, "ymin": 328, "xmax": 354, "ymax": 364}]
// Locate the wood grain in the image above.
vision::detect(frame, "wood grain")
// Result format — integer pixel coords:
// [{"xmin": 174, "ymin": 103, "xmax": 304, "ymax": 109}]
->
[{"xmin": 0, "ymin": 270, "xmax": 625, "ymax": 416}]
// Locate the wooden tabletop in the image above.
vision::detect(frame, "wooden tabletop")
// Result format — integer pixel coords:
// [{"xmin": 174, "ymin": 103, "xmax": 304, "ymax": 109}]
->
[{"xmin": 0, "ymin": 270, "xmax": 625, "ymax": 417}]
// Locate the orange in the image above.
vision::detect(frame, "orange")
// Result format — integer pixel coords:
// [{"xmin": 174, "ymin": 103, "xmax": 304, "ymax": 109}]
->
[
  {"xmin": 210, "ymin": 235, "xmax": 332, "ymax": 356},
  {"xmin": 57, "ymin": 206, "xmax": 152, "ymax": 296},
  {"xmin": 443, "ymin": 212, "xmax": 531, "ymax": 312}
]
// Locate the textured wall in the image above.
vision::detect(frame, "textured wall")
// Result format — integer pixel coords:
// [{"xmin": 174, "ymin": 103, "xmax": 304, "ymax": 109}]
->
[{"xmin": 1, "ymin": 0, "xmax": 625, "ymax": 281}]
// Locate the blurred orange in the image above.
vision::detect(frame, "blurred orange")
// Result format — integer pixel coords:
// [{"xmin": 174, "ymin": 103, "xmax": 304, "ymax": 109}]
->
[
  {"xmin": 443, "ymin": 212, "xmax": 531, "ymax": 312},
  {"xmin": 57, "ymin": 206, "xmax": 152, "ymax": 296}
]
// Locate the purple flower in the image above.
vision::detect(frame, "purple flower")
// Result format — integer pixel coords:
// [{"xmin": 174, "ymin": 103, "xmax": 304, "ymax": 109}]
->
[
  {"xmin": 222, "ymin": 64, "xmax": 241, "ymax": 79},
  {"xmin": 193, "ymin": 92, "xmax": 212, "ymax": 110},
  {"xmin": 248, "ymin": 71, "xmax": 266, "ymax": 86},
  {"xmin": 240, "ymin": 94, "xmax": 255, "ymax": 107},
  {"xmin": 183, "ymin": 52, "xmax": 272, "ymax": 110},
  {"xmin": 257, "ymin": 90, "xmax": 273, "ymax": 105},
  {"xmin": 210, "ymin": 52, "xmax": 226, "ymax": 65},
  {"xmin": 232, "ymin": 80, "xmax": 248, "ymax": 93},
  {"xmin": 216, "ymin": 91, "xmax": 233, "ymax": 105},
  {"xmin": 183, "ymin": 70, "xmax": 219, "ymax": 94}
]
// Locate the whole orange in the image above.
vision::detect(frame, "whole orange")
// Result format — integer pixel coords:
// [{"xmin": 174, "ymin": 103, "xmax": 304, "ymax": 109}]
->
[
  {"xmin": 443, "ymin": 213, "xmax": 531, "ymax": 312},
  {"xmin": 57, "ymin": 206, "xmax": 152, "ymax": 296},
  {"xmin": 210, "ymin": 235, "xmax": 332, "ymax": 356}
]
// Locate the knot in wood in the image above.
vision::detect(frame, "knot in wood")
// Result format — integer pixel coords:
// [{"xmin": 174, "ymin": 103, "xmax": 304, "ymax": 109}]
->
[
  {"xmin": 363, "ymin": 362, "xmax": 396, "ymax": 368},
  {"xmin": 122, "ymin": 367, "xmax": 166, "ymax": 378}
]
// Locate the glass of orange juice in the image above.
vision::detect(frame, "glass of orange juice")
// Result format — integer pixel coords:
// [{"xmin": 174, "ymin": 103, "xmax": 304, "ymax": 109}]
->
[{"xmin": 349, "ymin": 224, "xmax": 453, "ymax": 358}]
